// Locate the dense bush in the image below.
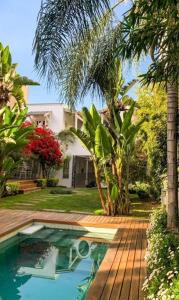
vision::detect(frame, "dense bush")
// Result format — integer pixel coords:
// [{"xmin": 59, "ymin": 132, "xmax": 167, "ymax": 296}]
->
[
  {"xmin": 50, "ymin": 188, "xmax": 73, "ymax": 195},
  {"xmin": 129, "ymin": 182, "xmax": 150, "ymax": 199},
  {"xmin": 47, "ymin": 178, "xmax": 59, "ymax": 187},
  {"xmin": 129, "ymin": 181, "xmax": 159, "ymax": 200},
  {"xmin": 35, "ymin": 179, "xmax": 47, "ymax": 188},
  {"xmin": 5, "ymin": 182, "xmax": 21, "ymax": 196},
  {"xmin": 143, "ymin": 208, "xmax": 179, "ymax": 299}
]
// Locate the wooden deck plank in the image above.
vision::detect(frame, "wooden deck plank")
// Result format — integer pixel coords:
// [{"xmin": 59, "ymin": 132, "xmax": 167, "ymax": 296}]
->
[
  {"xmin": 117, "ymin": 220, "xmax": 140, "ymax": 300},
  {"xmin": 109, "ymin": 221, "xmax": 139, "ymax": 300},
  {"xmin": 139, "ymin": 223, "xmax": 148, "ymax": 300},
  {"xmin": 129, "ymin": 221, "xmax": 144, "ymax": 300},
  {"xmin": 100, "ymin": 221, "xmax": 133, "ymax": 300},
  {"xmin": 0, "ymin": 209, "xmax": 148, "ymax": 300}
]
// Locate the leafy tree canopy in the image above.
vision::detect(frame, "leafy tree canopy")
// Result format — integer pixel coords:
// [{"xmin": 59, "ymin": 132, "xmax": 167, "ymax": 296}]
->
[{"xmin": 136, "ymin": 84, "xmax": 167, "ymax": 189}]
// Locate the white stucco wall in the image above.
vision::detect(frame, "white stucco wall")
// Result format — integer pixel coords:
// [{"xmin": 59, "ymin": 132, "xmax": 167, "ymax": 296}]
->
[
  {"xmin": 27, "ymin": 103, "xmax": 91, "ymax": 187},
  {"xmin": 59, "ymin": 138, "xmax": 91, "ymax": 187},
  {"xmin": 28, "ymin": 103, "xmax": 66, "ymax": 133}
]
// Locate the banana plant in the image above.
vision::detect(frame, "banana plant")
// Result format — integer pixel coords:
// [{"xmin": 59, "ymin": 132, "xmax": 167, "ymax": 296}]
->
[
  {"xmin": 111, "ymin": 102, "xmax": 146, "ymax": 213},
  {"xmin": 71, "ymin": 105, "xmax": 114, "ymax": 214},
  {"xmin": 71, "ymin": 104, "xmax": 121, "ymax": 216},
  {"xmin": 0, "ymin": 43, "xmax": 39, "ymax": 110},
  {"xmin": 0, "ymin": 105, "xmax": 33, "ymax": 197}
]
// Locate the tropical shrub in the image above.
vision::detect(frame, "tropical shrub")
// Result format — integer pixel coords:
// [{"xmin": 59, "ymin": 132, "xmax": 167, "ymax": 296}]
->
[
  {"xmin": 0, "ymin": 42, "xmax": 39, "ymax": 110},
  {"xmin": 5, "ymin": 182, "xmax": 20, "ymax": 196},
  {"xmin": 136, "ymin": 85, "xmax": 167, "ymax": 198},
  {"xmin": 35, "ymin": 178, "xmax": 47, "ymax": 188},
  {"xmin": 50, "ymin": 188, "xmax": 72, "ymax": 194},
  {"xmin": 47, "ymin": 178, "xmax": 59, "ymax": 187},
  {"xmin": 144, "ymin": 208, "xmax": 179, "ymax": 299},
  {"xmin": 71, "ymin": 103, "xmax": 145, "ymax": 216},
  {"xmin": 0, "ymin": 105, "xmax": 33, "ymax": 197},
  {"xmin": 129, "ymin": 182, "xmax": 150, "ymax": 200},
  {"xmin": 24, "ymin": 126, "xmax": 62, "ymax": 179}
]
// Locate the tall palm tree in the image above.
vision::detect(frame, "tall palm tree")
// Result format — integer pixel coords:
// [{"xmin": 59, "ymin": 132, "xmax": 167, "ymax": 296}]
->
[
  {"xmin": 34, "ymin": 0, "xmax": 178, "ymax": 227},
  {"xmin": 117, "ymin": 0, "xmax": 179, "ymax": 228}
]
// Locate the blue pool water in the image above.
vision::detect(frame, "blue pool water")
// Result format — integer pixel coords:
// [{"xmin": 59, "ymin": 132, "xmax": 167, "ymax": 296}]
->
[{"xmin": 0, "ymin": 228, "xmax": 108, "ymax": 300}]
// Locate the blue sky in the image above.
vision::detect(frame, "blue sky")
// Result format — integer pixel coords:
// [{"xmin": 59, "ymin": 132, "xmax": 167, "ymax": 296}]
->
[{"xmin": 0, "ymin": 0, "xmax": 149, "ymax": 109}]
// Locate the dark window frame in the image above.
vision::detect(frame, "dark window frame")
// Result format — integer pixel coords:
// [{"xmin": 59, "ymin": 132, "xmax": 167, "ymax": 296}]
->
[{"xmin": 63, "ymin": 159, "xmax": 70, "ymax": 179}]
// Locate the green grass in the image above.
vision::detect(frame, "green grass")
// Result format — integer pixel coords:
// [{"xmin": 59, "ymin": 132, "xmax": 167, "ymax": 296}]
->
[{"xmin": 0, "ymin": 188, "xmax": 159, "ymax": 218}]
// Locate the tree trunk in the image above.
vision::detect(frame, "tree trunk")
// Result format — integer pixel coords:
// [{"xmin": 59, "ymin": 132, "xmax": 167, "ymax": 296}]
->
[
  {"xmin": 94, "ymin": 162, "xmax": 107, "ymax": 214},
  {"xmin": 167, "ymin": 83, "xmax": 178, "ymax": 228}
]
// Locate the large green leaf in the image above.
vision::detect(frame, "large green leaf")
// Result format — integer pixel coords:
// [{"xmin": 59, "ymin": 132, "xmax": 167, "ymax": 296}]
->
[
  {"xmin": 89, "ymin": 104, "xmax": 101, "ymax": 128},
  {"xmin": 70, "ymin": 128, "xmax": 93, "ymax": 153},
  {"xmin": 95, "ymin": 124, "xmax": 112, "ymax": 160},
  {"xmin": 120, "ymin": 79, "xmax": 137, "ymax": 97},
  {"xmin": 81, "ymin": 107, "xmax": 96, "ymax": 138},
  {"xmin": 14, "ymin": 75, "xmax": 40, "ymax": 86},
  {"xmin": 121, "ymin": 101, "xmax": 135, "ymax": 133},
  {"xmin": 2, "ymin": 46, "xmax": 11, "ymax": 74},
  {"xmin": 110, "ymin": 183, "xmax": 119, "ymax": 202},
  {"xmin": 113, "ymin": 108, "xmax": 122, "ymax": 133}
]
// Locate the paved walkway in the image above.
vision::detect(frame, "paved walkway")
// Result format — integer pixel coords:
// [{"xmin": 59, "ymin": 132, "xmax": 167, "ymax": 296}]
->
[{"xmin": 0, "ymin": 209, "xmax": 148, "ymax": 300}]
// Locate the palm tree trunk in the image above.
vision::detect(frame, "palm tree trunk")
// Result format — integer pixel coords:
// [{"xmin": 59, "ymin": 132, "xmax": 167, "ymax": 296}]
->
[{"xmin": 167, "ymin": 82, "xmax": 178, "ymax": 228}]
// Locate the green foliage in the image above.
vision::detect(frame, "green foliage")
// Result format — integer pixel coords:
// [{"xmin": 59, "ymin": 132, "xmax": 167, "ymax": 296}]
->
[
  {"xmin": 136, "ymin": 85, "xmax": 167, "ymax": 195},
  {"xmin": 34, "ymin": 0, "xmax": 110, "ymax": 88},
  {"xmin": 0, "ymin": 42, "xmax": 39, "ymax": 109},
  {"xmin": 0, "ymin": 105, "xmax": 33, "ymax": 197},
  {"xmin": 71, "ymin": 102, "xmax": 144, "ymax": 215},
  {"xmin": 119, "ymin": 0, "xmax": 178, "ymax": 84},
  {"xmin": 50, "ymin": 188, "xmax": 73, "ymax": 195},
  {"xmin": 5, "ymin": 182, "xmax": 20, "ymax": 196},
  {"xmin": 144, "ymin": 208, "xmax": 179, "ymax": 299},
  {"xmin": 95, "ymin": 124, "xmax": 112, "ymax": 161},
  {"xmin": 34, "ymin": 0, "xmax": 178, "ymax": 105},
  {"xmin": 94, "ymin": 209, "xmax": 105, "ymax": 216},
  {"xmin": 129, "ymin": 182, "xmax": 151, "ymax": 200},
  {"xmin": 147, "ymin": 208, "xmax": 167, "ymax": 237},
  {"xmin": 47, "ymin": 178, "xmax": 59, "ymax": 187},
  {"xmin": 35, "ymin": 178, "xmax": 47, "ymax": 188}
]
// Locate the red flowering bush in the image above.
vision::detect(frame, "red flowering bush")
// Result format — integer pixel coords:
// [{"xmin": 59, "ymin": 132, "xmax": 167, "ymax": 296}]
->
[{"xmin": 24, "ymin": 125, "xmax": 62, "ymax": 178}]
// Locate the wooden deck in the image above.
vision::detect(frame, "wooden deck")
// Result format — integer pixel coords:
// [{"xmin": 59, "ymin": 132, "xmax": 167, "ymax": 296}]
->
[{"xmin": 0, "ymin": 209, "xmax": 148, "ymax": 300}]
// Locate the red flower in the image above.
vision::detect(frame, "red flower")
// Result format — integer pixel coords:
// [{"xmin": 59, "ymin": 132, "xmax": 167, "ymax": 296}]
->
[{"xmin": 23, "ymin": 126, "xmax": 62, "ymax": 167}]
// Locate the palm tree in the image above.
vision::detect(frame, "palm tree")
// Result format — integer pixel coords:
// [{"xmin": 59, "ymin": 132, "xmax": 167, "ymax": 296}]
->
[
  {"xmin": 34, "ymin": 0, "xmax": 178, "ymax": 227},
  {"xmin": 117, "ymin": 0, "xmax": 178, "ymax": 228}
]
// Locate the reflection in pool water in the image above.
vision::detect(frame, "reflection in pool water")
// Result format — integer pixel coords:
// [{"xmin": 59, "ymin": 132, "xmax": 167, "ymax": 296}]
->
[{"xmin": 0, "ymin": 228, "xmax": 108, "ymax": 300}]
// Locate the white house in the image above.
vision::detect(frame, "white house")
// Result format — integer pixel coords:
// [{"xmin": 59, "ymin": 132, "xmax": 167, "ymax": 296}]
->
[{"xmin": 26, "ymin": 103, "xmax": 94, "ymax": 188}]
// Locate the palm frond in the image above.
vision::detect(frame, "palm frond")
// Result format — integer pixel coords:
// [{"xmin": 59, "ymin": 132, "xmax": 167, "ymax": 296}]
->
[
  {"xmin": 34, "ymin": 0, "xmax": 110, "ymax": 81},
  {"xmin": 58, "ymin": 8, "xmax": 113, "ymax": 106},
  {"xmin": 58, "ymin": 22, "xmax": 124, "ymax": 106},
  {"xmin": 118, "ymin": 0, "xmax": 178, "ymax": 84},
  {"xmin": 14, "ymin": 76, "xmax": 40, "ymax": 86}
]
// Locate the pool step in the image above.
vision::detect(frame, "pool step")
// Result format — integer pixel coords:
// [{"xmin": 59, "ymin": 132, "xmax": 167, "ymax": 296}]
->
[{"xmin": 19, "ymin": 224, "xmax": 44, "ymax": 235}]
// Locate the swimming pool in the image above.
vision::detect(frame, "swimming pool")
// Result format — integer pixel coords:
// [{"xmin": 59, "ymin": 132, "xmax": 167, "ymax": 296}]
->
[{"xmin": 0, "ymin": 227, "xmax": 109, "ymax": 300}]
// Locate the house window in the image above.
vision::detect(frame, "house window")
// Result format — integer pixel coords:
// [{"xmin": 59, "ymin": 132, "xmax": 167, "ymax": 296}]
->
[
  {"xmin": 63, "ymin": 159, "xmax": 70, "ymax": 178},
  {"xmin": 36, "ymin": 120, "xmax": 46, "ymax": 127}
]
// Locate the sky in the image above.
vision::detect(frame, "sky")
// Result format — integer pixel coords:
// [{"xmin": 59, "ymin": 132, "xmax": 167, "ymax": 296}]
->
[{"xmin": 0, "ymin": 0, "xmax": 149, "ymax": 109}]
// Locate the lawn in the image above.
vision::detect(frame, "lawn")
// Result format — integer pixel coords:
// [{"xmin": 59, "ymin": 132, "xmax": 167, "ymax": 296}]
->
[{"xmin": 0, "ymin": 188, "xmax": 158, "ymax": 218}]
